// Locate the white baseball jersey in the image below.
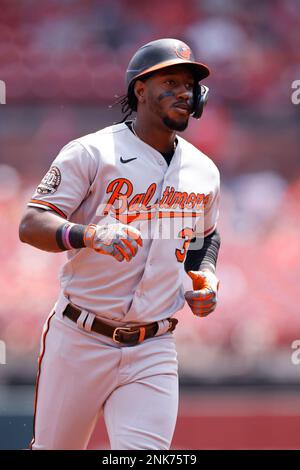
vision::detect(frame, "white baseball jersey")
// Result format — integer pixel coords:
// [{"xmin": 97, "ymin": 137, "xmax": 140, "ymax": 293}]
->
[{"xmin": 28, "ymin": 122, "xmax": 220, "ymax": 325}]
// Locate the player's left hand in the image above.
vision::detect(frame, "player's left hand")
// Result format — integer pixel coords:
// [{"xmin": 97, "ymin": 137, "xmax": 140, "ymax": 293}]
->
[{"xmin": 184, "ymin": 270, "xmax": 220, "ymax": 317}]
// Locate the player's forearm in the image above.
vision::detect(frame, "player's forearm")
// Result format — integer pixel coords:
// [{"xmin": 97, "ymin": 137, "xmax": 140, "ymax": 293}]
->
[
  {"xmin": 19, "ymin": 208, "xmax": 142, "ymax": 262},
  {"xmin": 19, "ymin": 208, "xmax": 67, "ymax": 252},
  {"xmin": 184, "ymin": 230, "xmax": 221, "ymax": 274}
]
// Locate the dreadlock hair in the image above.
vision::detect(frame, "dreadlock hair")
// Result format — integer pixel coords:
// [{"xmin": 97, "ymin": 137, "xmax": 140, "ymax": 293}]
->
[
  {"xmin": 110, "ymin": 90, "xmax": 136, "ymax": 124},
  {"xmin": 119, "ymin": 94, "xmax": 134, "ymax": 122},
  {"xmin": 112, "ymin": 74, "xmax": 151, "ymax": 124},
  {"xmin": 109, "ymin": 94, "xmax": 132, "ymax": 124}
]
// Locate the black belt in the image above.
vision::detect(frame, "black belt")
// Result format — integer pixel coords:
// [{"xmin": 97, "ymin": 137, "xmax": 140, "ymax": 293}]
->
[{"xmin": 62, "ymin": 303, "xmax": 178, "ymax": 345}]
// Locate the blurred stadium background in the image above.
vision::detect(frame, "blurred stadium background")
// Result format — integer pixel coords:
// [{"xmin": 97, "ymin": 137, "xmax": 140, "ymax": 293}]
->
[{"xmin": 0, "ymin": 0, "xmax": 300, "ymax": 449}]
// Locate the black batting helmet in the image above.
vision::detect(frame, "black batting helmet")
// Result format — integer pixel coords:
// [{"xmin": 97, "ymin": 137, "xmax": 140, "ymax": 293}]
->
[{"xmin": 126, "ymin": 38, "xmax": 210, "ymax": 119}]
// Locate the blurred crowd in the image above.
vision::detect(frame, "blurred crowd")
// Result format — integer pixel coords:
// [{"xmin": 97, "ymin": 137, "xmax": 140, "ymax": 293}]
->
[
  {"xmin": 0, "ymin": 0, "xmax": 300, "ymax": 384},
  {"xmin": 1, "ymin": 0, "xmax": 300, "ymax": 179},
  {"xmin": 1, "ymin": 0, "xmax": 300, "ymax": 109}
]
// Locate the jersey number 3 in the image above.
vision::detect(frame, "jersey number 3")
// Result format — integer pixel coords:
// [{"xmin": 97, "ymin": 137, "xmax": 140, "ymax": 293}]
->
[{"xmin": 175, "ymin": 227, "xmax": 194, "ymax": 263}]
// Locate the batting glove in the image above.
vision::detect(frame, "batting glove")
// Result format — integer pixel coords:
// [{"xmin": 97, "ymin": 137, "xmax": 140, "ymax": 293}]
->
[
  {"xmin": 185, "ymin": 270, "xmax": 220, "ymax": 317},
  {"xmin": 84, "ymin": 223, "xmax": 143, "ymax": 262}
]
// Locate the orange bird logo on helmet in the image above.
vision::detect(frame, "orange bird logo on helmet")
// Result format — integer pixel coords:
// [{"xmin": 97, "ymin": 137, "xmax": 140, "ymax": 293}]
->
[{"xmin": 174, "ymin": 44, "xmax": 191, "ymax": 60}]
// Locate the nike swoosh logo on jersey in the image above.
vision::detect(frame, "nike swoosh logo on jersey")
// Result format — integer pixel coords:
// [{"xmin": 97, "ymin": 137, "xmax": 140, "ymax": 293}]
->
[{"xmin": 120, "ymin": 156, "xmax": 137, "ymax": 164}]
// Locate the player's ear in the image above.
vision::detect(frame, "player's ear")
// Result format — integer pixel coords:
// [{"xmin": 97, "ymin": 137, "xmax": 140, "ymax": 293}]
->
[{"xmin": 134, "ymin": 80, "xmax": 146, "ymax": 105}]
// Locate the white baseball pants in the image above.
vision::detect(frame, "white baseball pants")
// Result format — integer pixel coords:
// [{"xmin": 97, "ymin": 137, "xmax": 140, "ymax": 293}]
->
[{"xmin": 30, "ymin": 299, "xmax": 179, "ymax": 450}]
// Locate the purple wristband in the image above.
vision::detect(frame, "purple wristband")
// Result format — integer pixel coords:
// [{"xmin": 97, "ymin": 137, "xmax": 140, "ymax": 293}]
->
[{"xmin": 62, "ymin": 224, "xmax": 73, "ymax": 250}]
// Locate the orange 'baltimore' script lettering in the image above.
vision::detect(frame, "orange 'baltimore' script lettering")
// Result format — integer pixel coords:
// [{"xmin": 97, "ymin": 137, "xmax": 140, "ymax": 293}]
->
[{"xmin": 102, "ymin": 178, "xmax": 211, "ymax": 221}]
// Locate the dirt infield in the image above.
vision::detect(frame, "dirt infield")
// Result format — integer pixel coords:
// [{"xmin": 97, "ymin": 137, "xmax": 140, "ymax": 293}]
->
[{"xmin": 88, "ymin": 391, "xmax": 300, "ymax": 449}]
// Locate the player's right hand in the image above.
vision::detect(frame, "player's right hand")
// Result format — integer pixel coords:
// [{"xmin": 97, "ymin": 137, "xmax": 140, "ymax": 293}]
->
[{"xmin": 83, "ymin": 223, "xmax": 143, "ymax": 262}]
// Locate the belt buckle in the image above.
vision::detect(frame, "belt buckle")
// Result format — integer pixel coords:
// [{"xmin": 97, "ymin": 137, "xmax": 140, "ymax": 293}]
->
[{"xmin": 112, "ymin": 327, "xmax": 132, "ymax": 344}]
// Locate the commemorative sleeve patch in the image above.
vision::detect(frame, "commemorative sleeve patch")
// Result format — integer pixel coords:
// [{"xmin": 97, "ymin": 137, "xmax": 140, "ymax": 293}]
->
[{"xmin": 37, "ymin": 166, "xmax": 61, "ymax": 194}]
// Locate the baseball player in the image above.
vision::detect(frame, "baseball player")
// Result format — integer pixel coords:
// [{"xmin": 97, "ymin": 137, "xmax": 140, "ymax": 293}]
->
[{"xmin": 19, "ymin": 38, "xmax": 221, "ymax": 450}]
